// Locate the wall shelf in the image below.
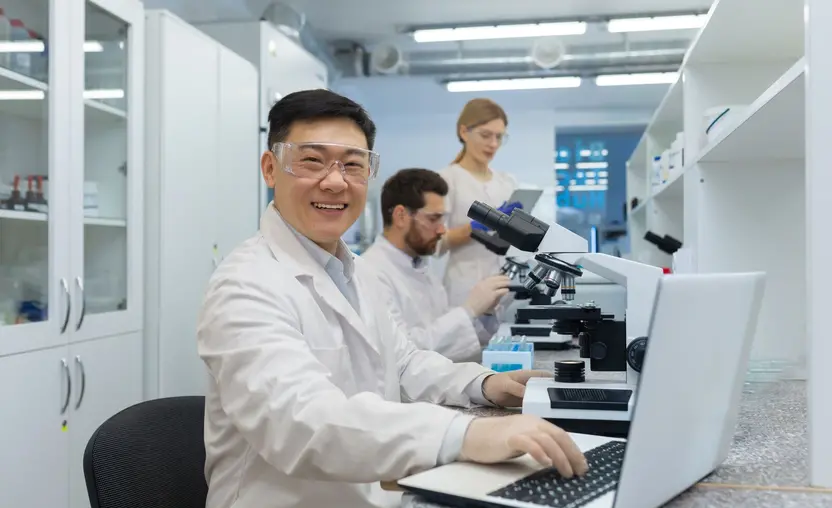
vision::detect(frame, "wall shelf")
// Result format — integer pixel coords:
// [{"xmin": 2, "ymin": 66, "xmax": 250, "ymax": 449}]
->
[
  {"xmin": 697, "ymin": 58, "xmax": 805, "ymax": 163},
  {"xmin": 626, "ymin": 0, "xmax": 832, "ymax": 490}
]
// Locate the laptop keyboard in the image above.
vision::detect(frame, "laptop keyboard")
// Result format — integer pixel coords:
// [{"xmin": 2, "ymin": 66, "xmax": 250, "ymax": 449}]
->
[{"xmin": 488, "ymin": 440, "xmax": 626, "ymax": 507}]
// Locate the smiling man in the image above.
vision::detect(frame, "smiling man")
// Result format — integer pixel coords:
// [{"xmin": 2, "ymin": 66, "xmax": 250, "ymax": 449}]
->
[
  {"xmin": 362, "ymin": 168, "xmax": 510, "ymax": 362},
  {"xmin": 196, "ymin": 89, "xmax": 586, "ymax": 508}
]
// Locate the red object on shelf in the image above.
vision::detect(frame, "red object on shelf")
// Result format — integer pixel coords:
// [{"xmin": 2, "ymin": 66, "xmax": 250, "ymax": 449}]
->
[{"xmin": 662, "ymin": 267, "xmax": 672, "ymax": 274}]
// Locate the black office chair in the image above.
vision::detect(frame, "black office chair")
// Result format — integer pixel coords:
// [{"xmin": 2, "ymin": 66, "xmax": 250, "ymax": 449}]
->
[{"xmin": 83, "ymin": 396, "xmax": 208, "ymax": 508}]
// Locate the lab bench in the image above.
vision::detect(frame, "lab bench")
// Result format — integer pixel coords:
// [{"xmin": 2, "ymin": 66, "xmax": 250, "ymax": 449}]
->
[{"xmin": 404, "ymin": 350, "xmax": 827, "ymax": 507}]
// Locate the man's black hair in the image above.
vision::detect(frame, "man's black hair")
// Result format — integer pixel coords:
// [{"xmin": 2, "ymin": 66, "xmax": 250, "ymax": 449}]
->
[
  {"xmin": 381, "ymin": 168, "xmax": 449, "ymax": 228},
  {"xmin": 266, "ymin": 89, "xmax": 376, "ymax": 150}
]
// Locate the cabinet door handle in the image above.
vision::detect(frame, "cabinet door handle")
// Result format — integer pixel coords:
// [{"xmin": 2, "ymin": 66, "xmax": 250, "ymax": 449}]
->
[
  {"xmin": 60, "ymin": 278, "xmax": 71, "ymax": 334},
  {"xmin": 60, "ymin": 358, "xmax": 71, "ymax": 415},
  {"xmin": 75, "ymin": 276, "xmax": 86, "ymax": 331},
  {"xmin": 74, "ymin": 355, "xmax": 86, "ymax": 410}
]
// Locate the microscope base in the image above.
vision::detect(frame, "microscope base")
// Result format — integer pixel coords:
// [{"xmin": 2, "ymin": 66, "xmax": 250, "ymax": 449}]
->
[{"xmin": 522, "ymin": 378, "xmax": 634, "ymax": 438}]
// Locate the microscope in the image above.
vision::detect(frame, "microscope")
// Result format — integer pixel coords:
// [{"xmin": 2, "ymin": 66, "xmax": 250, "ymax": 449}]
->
[{"xmin": 467, "ymin": 201, "xmax": 664, "ymax": 437}]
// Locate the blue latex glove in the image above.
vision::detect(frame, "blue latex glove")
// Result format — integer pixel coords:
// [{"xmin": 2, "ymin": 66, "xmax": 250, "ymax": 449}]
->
[
  {"xmin": 497, "ymin": 201, "xmax": 523, "ymax": 215},
  {"xmin": 471, "ymin": 219, "xmax": 489, "ymax": 232}
]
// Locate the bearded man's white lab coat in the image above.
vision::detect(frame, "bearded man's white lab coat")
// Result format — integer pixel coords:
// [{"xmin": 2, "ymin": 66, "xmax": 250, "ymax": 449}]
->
[
  {"xmin": 362, "ymin": 235, "xmax": 498, "ymax": 362},
  {"xmin": 197, "ymin": 205, "xmax": 493, "ymax": 508}
]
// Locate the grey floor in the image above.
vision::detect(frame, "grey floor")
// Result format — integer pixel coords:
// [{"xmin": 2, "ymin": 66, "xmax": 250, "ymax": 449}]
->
[{"xmin": 406, "ymin": 350, "xmax": 828, "ymax": 507}]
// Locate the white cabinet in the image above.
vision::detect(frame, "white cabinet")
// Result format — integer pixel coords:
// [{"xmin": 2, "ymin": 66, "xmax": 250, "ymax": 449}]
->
[
  {"xmin": 144, "ymin": 10, "xmax": 259, "ymax": 399},
  {"xmin": 0, "ymin": 332, "xmax": 142, "ymax": 508},
  {"xmin": 69, "ymin": 332, "xmax": 143, "ymax": 508},
  {"xmin": 197, "ymin": 19, "xmax": 328, "ymax": 211},
  {"xmin": 0, "ymin": 0, "xmax": 145, "ymax": 506},
  {"xmin": 0, "ymin": 0, "xmax": 144, "ymax": 353},
  {"xmin": 0, "ymin": 346, "xmax": 70, "ymax": 508}
]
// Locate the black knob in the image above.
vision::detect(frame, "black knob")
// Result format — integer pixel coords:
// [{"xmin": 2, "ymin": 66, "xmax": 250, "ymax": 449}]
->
[
  {"xmin": 627, "ymin": 337, "xmax": 649, "ymax": 372},
  {"xmin": 589, "ymin": 342, "xmax": 607, "ymax": 360},
  {"xmin": 578, "ymin": 332, "xmax": 590, "ymax": 357}
]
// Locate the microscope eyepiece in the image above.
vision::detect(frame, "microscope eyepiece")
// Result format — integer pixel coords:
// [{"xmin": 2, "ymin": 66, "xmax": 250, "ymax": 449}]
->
[
  {"xmin": 468, "ymin": 201, "xmax": 511, "ymax": 231},
  {"xmin": 466, "ymin": 201, "xmax": 548, "ymax": 252}
]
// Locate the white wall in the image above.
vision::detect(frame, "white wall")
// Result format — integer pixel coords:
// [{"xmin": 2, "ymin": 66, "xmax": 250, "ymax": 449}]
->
[
  {"xmin": 335, "ymin": 75, "xmax": 659, "ymax": 192},
  {"xmin": 333, "ymin": 75, "xmax": 659, "ymax": 261}
]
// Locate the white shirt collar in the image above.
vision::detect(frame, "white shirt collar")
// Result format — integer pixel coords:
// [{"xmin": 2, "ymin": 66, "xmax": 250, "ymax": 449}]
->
[
  {"xmin": 376, "ymin": 234, "xmax": 428, "ymax": 272},
  {"xmin": 276, "ymin": 208, "xmax": 355, "ymax": 282}
]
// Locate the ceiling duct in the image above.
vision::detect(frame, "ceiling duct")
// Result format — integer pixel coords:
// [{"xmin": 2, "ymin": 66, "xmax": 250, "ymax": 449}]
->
[
  {"xmin": 531, "ymin": 37, "xmax": 567, "ymax": 69},
  {"xmin": 260, "ymin": 1, "xmax": 342, "ymax": 80},
  {"xmin": 394, "ymin": 40, "xmax": 687, "ymax": 78},
  {"xmin": 370, "ymin": 43, "xmax": 406, "ymax": 75}
]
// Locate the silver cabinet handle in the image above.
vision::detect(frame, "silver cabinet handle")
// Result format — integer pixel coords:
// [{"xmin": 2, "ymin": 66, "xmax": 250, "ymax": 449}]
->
[
  {"xmin": 60, "ymin": 358, "xmax": 71, "ymax": 415},
  {"xmin": 74, "ymin": 355, "xmax": 86, "ymax": 410},
  {"xmin": 75, "ymin": 276, "xmax": 86, "ymax": 331},
  {"xmin": 60, "ymin": 278, "xmax": 71, "ymax": 334}
]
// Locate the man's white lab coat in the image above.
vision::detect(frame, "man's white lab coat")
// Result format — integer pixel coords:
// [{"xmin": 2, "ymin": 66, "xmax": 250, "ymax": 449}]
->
[
  {"xmin": 362, "ymin": 236, "xmax": 498, "ymax": 362},
  {"xmin": 197, "ymin": 206, "xmax": 493, "ymax": 508}
]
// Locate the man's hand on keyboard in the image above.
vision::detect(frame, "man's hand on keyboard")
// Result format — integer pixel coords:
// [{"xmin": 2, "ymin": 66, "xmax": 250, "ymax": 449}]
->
[{"xmin": 459, "ymin": 415, "xmax": 588, "ymax": 479}]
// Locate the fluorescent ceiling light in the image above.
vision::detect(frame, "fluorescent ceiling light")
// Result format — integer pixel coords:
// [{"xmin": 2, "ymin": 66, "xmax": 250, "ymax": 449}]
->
[
  {"xmin": 607, "ymin": 14, "xmax": 707, "ymax": 33},
  {"xmin": 414, "ymin": 22, "xmax": 587, "ymax": 43},
  {"xmin": 0, "ymin": 90, "xmax": 46, "ymax": 100},
  {"xmin": 447, "ymin": 76, "xmax": 582, "ymax": 92},
  {"xmin": 595, "ymin": 72, "xmax": 678, "ymax": 86},
  {"xmin": 83, "ymin": 89, "xmax": 124, "ymax": 100},
  {"xmin": 84, "ymin": 41, "xmax": 104, "ymax": 52},
  {"xmin": 0, "ymin": 40, "xmax": 105, "ymax": 53},
  {"xmin": 0, "ymin": 41, "xmax": 44, "ymax": 53}
]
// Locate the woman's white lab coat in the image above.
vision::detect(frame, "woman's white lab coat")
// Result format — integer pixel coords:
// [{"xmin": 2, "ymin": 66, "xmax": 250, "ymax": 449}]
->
[
  {"xmin": 197, "ymin": 206, "xmax": 492, "ymax": 508},
  {"xmin": 440, "ymin": 163, "xmax": 517, "ymax": 308},
  {"xmin": 362, "ymin": 236, "xmax": 496, "ymax": 362}
]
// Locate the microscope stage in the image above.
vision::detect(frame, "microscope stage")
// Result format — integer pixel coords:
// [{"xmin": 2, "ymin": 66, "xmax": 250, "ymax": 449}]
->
[{"xmin": 522, "ymin": 378, "xmax": 634, "ymax": 437}]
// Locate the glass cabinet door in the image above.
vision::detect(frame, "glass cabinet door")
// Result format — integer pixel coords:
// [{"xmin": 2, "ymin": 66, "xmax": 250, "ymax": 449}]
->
[
  {"xmin": 75, "ymin": 0, "xmax": 142, "ymax": 339},
  {"xmin": 0, "ymin": 0, "xmax": 71, "ymax": 356}
]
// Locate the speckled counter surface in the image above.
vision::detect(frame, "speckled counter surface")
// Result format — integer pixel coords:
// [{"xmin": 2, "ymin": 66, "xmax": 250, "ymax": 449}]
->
[{"xmin": 404, "ymin": 350, "xmax": 826, "ymax": 507}]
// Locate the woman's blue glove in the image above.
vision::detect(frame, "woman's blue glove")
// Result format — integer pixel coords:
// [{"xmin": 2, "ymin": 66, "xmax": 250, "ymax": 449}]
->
[
  {"xmin": 471, "ymin": 219, "xmax": 490, "ymax": 232},
  {"xmin": 497, "ymin": 201, "xmax": 523, "ymax": 215}
]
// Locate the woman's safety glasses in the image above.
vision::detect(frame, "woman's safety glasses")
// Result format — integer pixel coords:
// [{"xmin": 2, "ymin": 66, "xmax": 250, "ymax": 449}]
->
[
  {"xmin": 468, "ymin": 128, "xmax": 509, "ymax": 146},
  {"xmin": 271, "ymin": 142, "xmax": 381, "ymax": 184}
]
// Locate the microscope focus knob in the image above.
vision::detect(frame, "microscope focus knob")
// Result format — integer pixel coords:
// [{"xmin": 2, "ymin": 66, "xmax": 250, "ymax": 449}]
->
[
  {"xmin": 626, "ymin": 337, "xmax": 649, "ymax": 372},
  {"xmin": 589, "ymin": 341, "xmax": 607, "ymax": 360}
]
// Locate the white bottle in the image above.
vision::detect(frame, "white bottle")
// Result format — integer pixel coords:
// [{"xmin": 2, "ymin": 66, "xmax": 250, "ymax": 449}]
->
[{"xmin": 0, "ymin": 9, "xmax": 11, "ymax": 70}]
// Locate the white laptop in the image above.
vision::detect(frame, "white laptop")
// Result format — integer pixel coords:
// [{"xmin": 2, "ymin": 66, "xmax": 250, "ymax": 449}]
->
[{"xmin": 398, "ymin": 272, "xmax": 766, "ymax": 508}]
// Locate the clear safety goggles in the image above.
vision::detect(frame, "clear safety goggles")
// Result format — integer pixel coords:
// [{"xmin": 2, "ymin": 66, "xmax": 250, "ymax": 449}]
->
[
  {"xmin": 409, "ymin": 209, "xmax": 447, "ymax": 230},
  {"xmin": 468, "ymin": 127, "xmax": 509, "ymax": 146},
  {"xmin": 271, "ymin": 141, "xmax": 381, "ymax": 184}
]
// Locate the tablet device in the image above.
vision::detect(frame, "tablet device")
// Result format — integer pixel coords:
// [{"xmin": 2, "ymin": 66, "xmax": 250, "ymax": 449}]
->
[{"xmin": 507, "ymin": 188, "xmax": 543, "ymax": 212}]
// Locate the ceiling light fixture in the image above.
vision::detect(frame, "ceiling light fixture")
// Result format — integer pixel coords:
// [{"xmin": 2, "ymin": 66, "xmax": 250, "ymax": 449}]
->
[
  {"xmin": 0, "ymin": 90, "xmax": 46, "ymax": 100},
  {"xmin": 414, "ymin": 22, "xmax": 587, "ymax": 43},
  {"xmin": 83, "ymin": 88, "xmax": 125, "ymax": 100},
  {"xmin": 595, "ymin": 72, "xmax": 678, "ymax": 86},
  {"xmin": 0, "ymin": 40, "xmax": 105, "ymax": 53},
  {"xmin": 607, "ymin": 14, "xmax": 707, "ymax": 33},
  {"xmin": 446, "ymin": 76, "xmax": 582, "ymax": 93},
  {"xmin": 84, "ymin": 41, "xmax": 104, "ymax": 52}
]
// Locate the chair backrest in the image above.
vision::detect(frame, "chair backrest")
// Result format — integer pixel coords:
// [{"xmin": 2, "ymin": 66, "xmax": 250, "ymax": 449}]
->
[{"xmin": 83, "ymin": 396, "xmax": 208, "ymax": 508}]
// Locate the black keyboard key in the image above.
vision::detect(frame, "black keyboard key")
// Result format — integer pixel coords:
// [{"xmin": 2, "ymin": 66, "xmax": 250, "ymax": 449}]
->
[{"xmin": 489, "ymin": 441, "xmax": 626, "ymax": 507}]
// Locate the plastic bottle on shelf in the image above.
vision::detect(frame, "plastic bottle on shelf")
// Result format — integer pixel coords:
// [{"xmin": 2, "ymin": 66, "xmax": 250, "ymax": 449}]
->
[
  {"xmin": 27, "ymin": 28, "xmax": 47, "ymax": 82},
  {"xmin": 9, "ymin": 19, "xmax": 31, "ymax": 76},
  {"xmin": 0, "ymin": 9, "xmax": 11, "ymax": 69},
  {"xmin": 651, "ymin": 155, "xmax": 662, "ymax": 188}
]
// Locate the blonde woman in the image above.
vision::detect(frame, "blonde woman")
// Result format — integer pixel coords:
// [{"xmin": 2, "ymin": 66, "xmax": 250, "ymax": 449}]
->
[{"xmin": 440, "ymin": 98, "xmax": 521, "ymax": 308}]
